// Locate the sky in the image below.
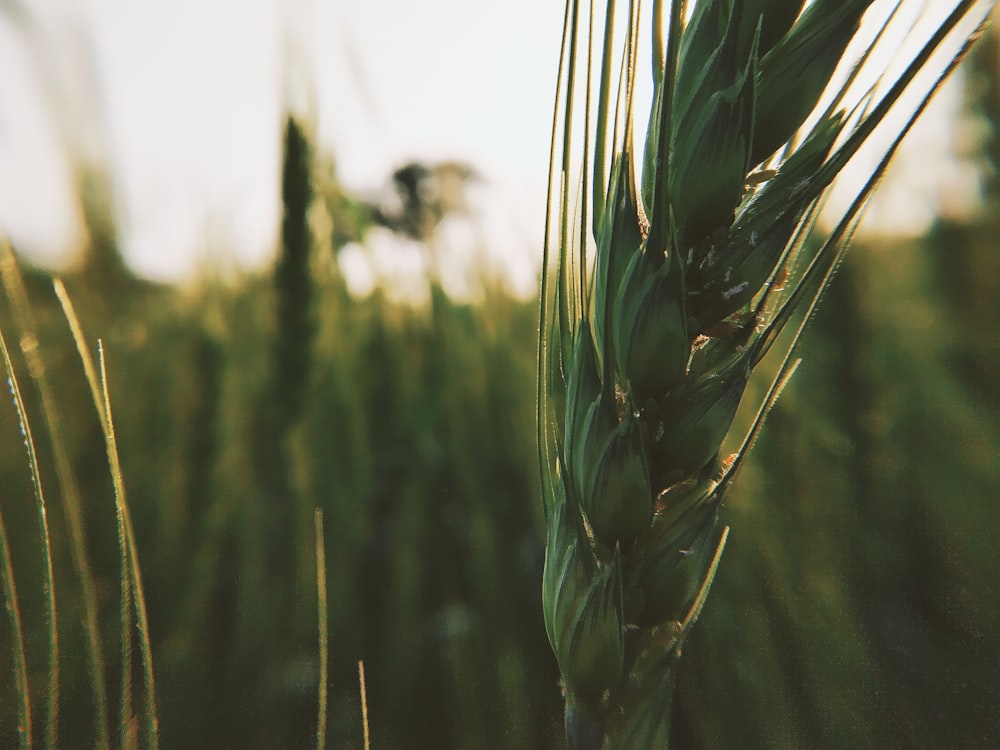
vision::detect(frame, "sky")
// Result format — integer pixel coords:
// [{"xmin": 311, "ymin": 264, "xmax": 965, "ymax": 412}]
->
[
  {"xmin": 0, "ymin": 0, "xmax": 988, "ymax": 292},
  {"xmin": 0, "ymin": 0, "xmax": 565, "ymax": 293}
]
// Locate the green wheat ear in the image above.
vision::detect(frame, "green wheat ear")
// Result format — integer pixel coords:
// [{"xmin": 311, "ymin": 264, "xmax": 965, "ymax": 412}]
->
[{"xmin": 537, "ymin": 1, "xmax": 995, "ymax": 747}]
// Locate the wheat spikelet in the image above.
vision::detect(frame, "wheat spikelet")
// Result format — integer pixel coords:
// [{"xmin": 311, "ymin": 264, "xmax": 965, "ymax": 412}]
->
[{"xmin": 537, "ymin": 1, "xmax": 995, "ymax": 747}]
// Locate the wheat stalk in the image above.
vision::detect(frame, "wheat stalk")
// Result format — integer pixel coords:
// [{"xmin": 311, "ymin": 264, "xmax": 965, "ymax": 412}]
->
[{"xmin": 537, "ymin": 1, "xmax": 995, "ymax": 747}]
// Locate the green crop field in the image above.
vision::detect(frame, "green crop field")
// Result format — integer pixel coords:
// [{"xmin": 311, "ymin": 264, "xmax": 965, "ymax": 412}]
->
[{"xmin": 2, "ymin": 5, "xmax": 999, "ymax": 749}]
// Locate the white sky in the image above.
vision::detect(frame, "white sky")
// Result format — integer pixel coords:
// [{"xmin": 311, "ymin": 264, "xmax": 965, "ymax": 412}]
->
[
  {"xmin": 0, "ymin": 0, "xmax": 987, "ymax": 290},
  {"xmin": 0, "ymin": 0, "xmax": 564, "ymax": 290}
]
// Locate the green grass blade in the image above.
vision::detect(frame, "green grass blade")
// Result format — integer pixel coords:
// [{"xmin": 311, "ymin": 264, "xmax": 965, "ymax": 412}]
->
[
  {"xmin": 0, "ymin": 244, "xmax": 110, "ymax": 750},
  {"xmin": 0, "ymin": 503, "xmax": 31, "ymax": 750},
  {"xmin": 52, "ymin": 280, "xmax": 160, "ymax": 750},
  {"xmin": 358, "ymin": 661, "xmax": 371, "ymax": 750},
  {"xmin": 51, "ymin": 280, "xmax": 133, "ymax": 748},
  {"xmin": 98, "ymin": 345, "xmax": 160, "ymax": 750},
  {"xmin": 0, "ymin": 301, "xmax": 58, "ymax": 750},
  {"xmin": 314, "ymin": 509, "xmax": 328, "ymax": 750}
]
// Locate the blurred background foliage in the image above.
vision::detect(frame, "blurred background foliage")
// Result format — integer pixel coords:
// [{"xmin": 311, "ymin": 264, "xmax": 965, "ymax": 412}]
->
[{"xmin": 2, "ymin": 20, "xmax": 1000, "ymax": 750}]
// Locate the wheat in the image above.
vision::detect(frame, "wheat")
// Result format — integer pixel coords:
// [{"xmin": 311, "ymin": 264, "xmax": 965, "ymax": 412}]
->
[{"xmin": 537, "ymin": 1, "xmax": 995, "ymax": 747}]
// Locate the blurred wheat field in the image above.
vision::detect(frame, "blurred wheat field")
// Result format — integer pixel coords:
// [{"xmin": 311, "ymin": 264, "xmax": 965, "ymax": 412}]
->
[{"xmin": 2, "ymin": 20, "xmax": 1000, "ymax": 750}]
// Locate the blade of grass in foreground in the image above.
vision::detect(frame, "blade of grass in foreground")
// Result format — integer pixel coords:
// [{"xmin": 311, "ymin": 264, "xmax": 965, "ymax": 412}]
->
[
  {"xmin": 0, "ymin": 298, "xmax": 59, "ymax": 750},
  {"xmin": 53, "ymin": 279, "xmax": 160, "ymax": 750},
  {"xmin": 0, "ymin": 501, "xmax": 31, "ymax": 750},
  {"xmin": 315, "ymin": 509, "xmax": 328, "ymax": 750},
  {"xmin": 0, "ymin": 242, "xmax": 110, "ymax": 749},
  {"xmin": 358, "ymin": 660, "xmax": 371, "ymax": 750}
]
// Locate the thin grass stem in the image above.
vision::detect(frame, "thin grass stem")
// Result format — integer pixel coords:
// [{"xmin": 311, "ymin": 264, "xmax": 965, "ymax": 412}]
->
[
  {"xmin": 314, "ymin": 509, "xmax": 328, "ymax": 750},
  {"xmin": 0, "ymin": 313, "xmax": 58, "ymax": 750},
  {"xmin": 0, "ymin": 244, "xmax": 109, "ymax": 749},
  {"xmin": 52, "ymin": 282, "xmax": 132, "ymax": 748},
  {"xmin": 52, "ymin": 280, "xmax": 160, "ymax": 749},
  {"xmin": 98, "ymin": 346, "xmax": 160, "ymax": 750},
  {"xmin": 0, "ymin": 503, "xmax": 32, "ymax": 750},
  {"xmin": 358, "ymin": 660, "xmax": 371, "ymax": 750}
]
